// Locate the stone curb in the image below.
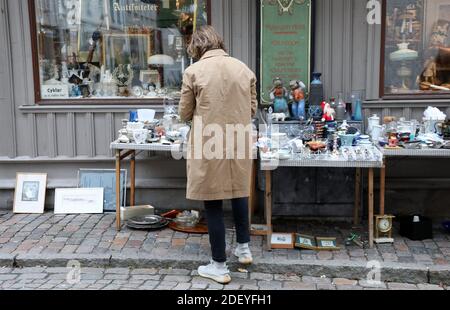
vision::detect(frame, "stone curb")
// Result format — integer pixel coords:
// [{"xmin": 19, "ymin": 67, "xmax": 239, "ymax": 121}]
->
[
  {"xmin": 2, "ymin": 254, "xmax": 449, "ymax": 285},
  {"xmin": 0, "ymin": 254, "xmax": 15, "ymax": 268}
]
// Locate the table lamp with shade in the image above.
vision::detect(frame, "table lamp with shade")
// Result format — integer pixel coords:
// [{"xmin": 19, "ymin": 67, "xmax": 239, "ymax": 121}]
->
[{"xmin": 148, "ymin": 54, "xmax": 175, "ymax": 89}]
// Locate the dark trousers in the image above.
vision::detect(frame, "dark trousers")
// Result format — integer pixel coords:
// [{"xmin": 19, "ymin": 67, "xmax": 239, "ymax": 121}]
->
[{"xmin": 204, "ymin": 198, "xmax": 251, "ymax": 263}]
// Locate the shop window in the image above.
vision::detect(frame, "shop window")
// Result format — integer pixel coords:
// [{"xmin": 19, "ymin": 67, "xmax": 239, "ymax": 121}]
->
[
  {"xmin": 381, "ymin": 0, "xmax": 450, "ymax": 98},
  {"xmin": 30, "ymin": 0, "xmax": 209, "ymax": 103}
]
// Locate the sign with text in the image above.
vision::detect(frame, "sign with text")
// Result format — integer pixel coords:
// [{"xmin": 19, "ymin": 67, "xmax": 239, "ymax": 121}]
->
[
  {"xmin": 41, "ymin": 85, "xmax": 69, "ymax": 99},
  {"xmin": 261, "ymin": 0, "xmax": 311, "ymax": 105}
]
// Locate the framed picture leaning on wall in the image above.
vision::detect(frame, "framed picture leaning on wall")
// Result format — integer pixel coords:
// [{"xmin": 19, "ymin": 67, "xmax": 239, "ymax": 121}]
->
[{"xmin": 13, "ymin": 173, "xmax": 47, "ymax": 214}]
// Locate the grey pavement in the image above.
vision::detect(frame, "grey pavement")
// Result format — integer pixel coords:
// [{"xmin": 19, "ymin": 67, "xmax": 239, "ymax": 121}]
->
[
  {"xmin": 0, "ymin": 212, "xmax": 450, "ymax": 286},
  {"xmin": 0, "ymin": 267, "xmax": 447, "ymax": 290}
]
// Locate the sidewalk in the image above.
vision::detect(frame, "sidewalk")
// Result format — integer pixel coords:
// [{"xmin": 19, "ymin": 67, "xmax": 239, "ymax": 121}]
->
[{"xmin": 0, "ymin": 212, "xmax": 449, "ymax": 285}]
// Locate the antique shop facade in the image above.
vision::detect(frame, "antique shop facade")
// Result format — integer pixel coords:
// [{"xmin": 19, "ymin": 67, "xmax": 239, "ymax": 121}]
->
[{"xmin": 0, "ymin": 0, "xmax": 449, "ymax": 218}]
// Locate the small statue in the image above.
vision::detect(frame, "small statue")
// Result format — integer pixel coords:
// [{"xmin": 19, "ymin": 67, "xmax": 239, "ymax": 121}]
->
[
  {"xmin": 271, "ymin": 113, "xmax": 287, "ymax": 122},
  {"xmin": 269, "ymin": 78, "xmax": 289, "ymax": 115},
  {"xmin": 113, "ymin": 64, "xmax": 133, "ymax": 97},
  {"xmin": 321, "ymin": 101, "xmax": 335, "ymax": 122},
  {"xmin": 289, "ymin": 80, "xmax": 306, "ymax": 120},
  {"xmin": 422, "ymin": 57, "xmax": 437, "ymax": 85}
]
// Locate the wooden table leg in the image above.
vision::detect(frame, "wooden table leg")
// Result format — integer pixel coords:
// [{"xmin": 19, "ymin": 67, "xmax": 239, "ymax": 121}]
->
[
  {"xmin": 130, "ymin": 151, "xmax": 136, "ymax": 207},
  {"xmin": 368, "ymin": 168, "xmax": 374, "ymax": 248},
  {"xmin": 380, "ymin": 162, "xmax": 386, "ymax": 216},
  {"xmin": 354, "ymin": 168, "xmax": 361, "ymax": 225},
  {"xmin": 115, "ymin": 150, "xmax": 122, "ymax": 231},
  {"xmin": 265, "ymin": 170, "xmax": 272, "ymax": 250}
]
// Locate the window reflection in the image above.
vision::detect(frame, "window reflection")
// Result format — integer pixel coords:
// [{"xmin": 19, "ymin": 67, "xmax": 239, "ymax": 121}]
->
[
  {"xmin": 383, "ymin": 0, "xmax": 450, "ymax": 95},
  {"xmin": 34, "ymin": 0, "xmax": 208, "ymax": 100}
]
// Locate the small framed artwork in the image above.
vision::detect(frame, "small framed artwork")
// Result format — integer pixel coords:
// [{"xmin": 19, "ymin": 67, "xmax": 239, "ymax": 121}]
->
[
  {"xmin": 54, "ymin": 188, "xmax": 104, "ymax": 215},
  {"xmin": 13, "ymin": 173, "xmax": 47, "ymax": 214},
  {"xmin": 294, "ymin": 234, "xmax": 317, "ymax": 250},
  {"xmin": 316, "ymin": 237, "xmax": 340, "ymax": 251},
  {"xmin": 78, "ymin": 169, "xmax": 127, "ymax": 212},
  {"xmin": 270, "ymin": 233, "xmax": 294, "ymax": 249}
]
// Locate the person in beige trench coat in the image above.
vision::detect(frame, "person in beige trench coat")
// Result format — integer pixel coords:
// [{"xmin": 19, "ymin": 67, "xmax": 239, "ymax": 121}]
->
[{"xmin": 178, "ymin": 26, "xmax": 257, "ymax": 284}]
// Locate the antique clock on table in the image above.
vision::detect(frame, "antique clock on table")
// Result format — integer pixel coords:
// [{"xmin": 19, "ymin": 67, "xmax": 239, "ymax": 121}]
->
[{"xmin": 374, "ymin": 215, "xmax": 395, "ymax": 244}]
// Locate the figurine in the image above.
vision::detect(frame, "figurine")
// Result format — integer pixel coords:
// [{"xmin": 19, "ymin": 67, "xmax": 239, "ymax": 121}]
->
[
  {"xmin": 113, "ymin": 64, "xmax": 133, "ymax": 97},
  {"xmin": 422, "ymin": 57, "xmax": 437, "ymax": 85},
  {"xmin": 271, "ymin": 113, "xmax": 287, "ymax": 122},
  {"xmin": 289, "ymin": 80, "xmax": 306, "ymax": 120},
  {"xmin": 321, "ymin": 101, "xmax": 335, "ymax": 122},
  {"xmin": 269, "ymin": 78, "xmax": 289, "ymax": 115}
]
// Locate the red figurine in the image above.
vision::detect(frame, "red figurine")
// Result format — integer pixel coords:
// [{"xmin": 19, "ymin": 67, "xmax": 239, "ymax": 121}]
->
[{"xmin": 321, "ymin": 101, "xmax": 335, "ymax": 122}]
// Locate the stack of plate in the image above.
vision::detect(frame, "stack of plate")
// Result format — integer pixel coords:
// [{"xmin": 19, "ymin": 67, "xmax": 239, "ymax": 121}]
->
[
  {"xmin": 126, "ymin": 215, "xmax": 169, "ymax": 230},
  {"xmin": 358, "ymin": 135, "xmax": 373, "ymax": 146}
]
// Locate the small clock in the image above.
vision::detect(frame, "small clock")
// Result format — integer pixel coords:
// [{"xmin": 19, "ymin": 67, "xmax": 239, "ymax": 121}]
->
[{"xmin": 375, "ymin": 215, "xmax": 395, "ymax": 244}]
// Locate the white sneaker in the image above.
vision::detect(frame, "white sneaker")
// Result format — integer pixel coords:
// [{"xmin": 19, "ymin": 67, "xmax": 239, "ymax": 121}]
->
[
  {"xmin": 198, "ymin": 260, "xmax": 231, "ymax": 284},
  {"xmin": 234, "ymin": 243, "xmax": 253, "ymax": 265}
]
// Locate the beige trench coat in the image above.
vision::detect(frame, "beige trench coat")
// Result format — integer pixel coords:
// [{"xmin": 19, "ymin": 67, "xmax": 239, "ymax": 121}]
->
[{"xmin": 179, "ymin": 49, "xmax": 258, "ymax": 201}]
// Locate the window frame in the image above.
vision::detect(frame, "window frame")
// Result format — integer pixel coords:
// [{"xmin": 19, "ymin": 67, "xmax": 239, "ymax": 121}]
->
[
  {"xmin": 380, "ymin": 0, "xmax": 450, "ymax": 99},
  {"xmin": 28, "ymin": 0, "xmax": 212, "ymax": 105}
]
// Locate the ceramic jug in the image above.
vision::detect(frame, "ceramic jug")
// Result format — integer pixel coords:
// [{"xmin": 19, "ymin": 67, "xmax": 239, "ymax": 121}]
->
[{"xmin": 368, "ymin": 114, "xmax": 380, "ymax": 134}]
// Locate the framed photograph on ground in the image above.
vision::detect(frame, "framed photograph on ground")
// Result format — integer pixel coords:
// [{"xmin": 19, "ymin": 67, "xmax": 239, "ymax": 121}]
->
[
  {"xmin": 271, "ymin": 233, "xmax": 294, "ymax": 249},
  {"xmin": 316, "ymin": 237, "xmax": 340, "ymax": 251},
  {"xmin": 78, "ymin": 169, "xmax": 127, "ymax": 212},
  {"xmin": 13, "ymin": 173, "xmax": 47, "ymax": 214},
  {"xmin": 54, "ymin": 188, "xmax": 104, "ymax": 215},
  {"xmin": 294, "ymin": 234, "xmax": 317, "ymax": 250}
]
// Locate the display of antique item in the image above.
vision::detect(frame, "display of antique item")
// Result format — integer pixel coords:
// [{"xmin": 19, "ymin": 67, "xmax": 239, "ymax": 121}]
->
[
  {"xmin": 271, "ymin": 113, "xmax": 287, "ymax": 122},
  {"xmin": 350, "ymin": 91, "xmax": 363, "ymax": 121},
  {"xmin": 133, "ymin": 129, "xmax": 149, "ymax": 144},
  {"xmin": 309, "ymin": 72, "xmax": 324, "ymax": 119},
  {"xmin": 374, "ymin": 215, "xmax": 395, "ymax": 244},
  {"xmin": 289, "ymin": 80, "xmax": 306, "ymax": 120},
  {"xmin": 306, "ymin": 140, "xmax": 327, "ymax": 152},
  {"xmin": 174, "ymin": 210, "xmax": 200, "ymax": 228},
  {"xmin": 388, "ymin": 132, "xmax": 399, "ymax": 147},
  {"xmin": 389, "ymin": 42, "xmax": 418, "ymax": 90},
  {"xmin": 270, "ymin": 78, "xmax": 289, "ymax": 114},
  {"xmin": 367, "ymin": 114, "xmax": 380, "ymax": 134},
  {"xmin": 335, "ymin": 93, "xmax": 346, "ymax": 121},
  {"xmin": 321, "ymin": 101, "xmax": 335, "ymax": 122},
  {"xmin": 113, "ymin": 64, "xmax": 133, "ymax": 97},
  {"xmin": 339, "ymin": 133, "xmax": 357, "ymax": 147}
]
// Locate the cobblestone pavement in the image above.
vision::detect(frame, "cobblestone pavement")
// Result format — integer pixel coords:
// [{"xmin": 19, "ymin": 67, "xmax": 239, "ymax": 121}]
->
[
  {"xmin": 1, "ymin": 212, "xmax": 449, "ymax": 265},
  {"xmin": 0, "ymin": 267, "xmax": 447, "ymax": 290},
  {"xmin": 0, "ymin": 212, "xmax": 449, "ymax": 285}
]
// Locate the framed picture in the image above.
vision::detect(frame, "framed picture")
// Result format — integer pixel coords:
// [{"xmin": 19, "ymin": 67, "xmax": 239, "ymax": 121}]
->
[
  {"xmin": 54, "ymin": 188, "xmax": 104, "ymax": 215},
  {"xmin": 140, "ymin": 69, "xmax": 161, "ymax": 89},
  {"xmin": 103, "ymin": 34, "xmax": 151, "ymax": 71},
  {"xmin": 13, "ymin": 173, "xmax": 47, "ymax": 214},
  {"xmin": 78, "ymin": 169, "xmax": 127, "ymax": 212},
  {"xmin": 78, "ymin": 0, "xmax": 105, "ymax": 55},
  {"xmin": 294, "ymin": 234, "xmax": 317, "ymax": 250},
  {"xmin": 270, "ymin": 233, "xmax": 294, "ymax": 249},
  {"xmin": 316, "ymin": 237, "xmax": 340, "ymax": 251}
]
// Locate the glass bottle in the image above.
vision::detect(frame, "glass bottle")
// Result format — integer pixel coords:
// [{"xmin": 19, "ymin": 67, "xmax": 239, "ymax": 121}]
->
[
  {"xmin": 351, "ymin": 91, "xmax": 363, "ymax": 121},
  {"xmin": 335, "ymin": 93, "xmax": 346, "ymax": 121},
  {"xmin": 309, "ymin": 72, "xmax": 324, "ymax": 110}
]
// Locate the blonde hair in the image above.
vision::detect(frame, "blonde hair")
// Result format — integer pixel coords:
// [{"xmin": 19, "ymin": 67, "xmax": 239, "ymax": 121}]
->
[{"xmin": 187, "ymin": 25, "xmax": 226, "ymax": 60}]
